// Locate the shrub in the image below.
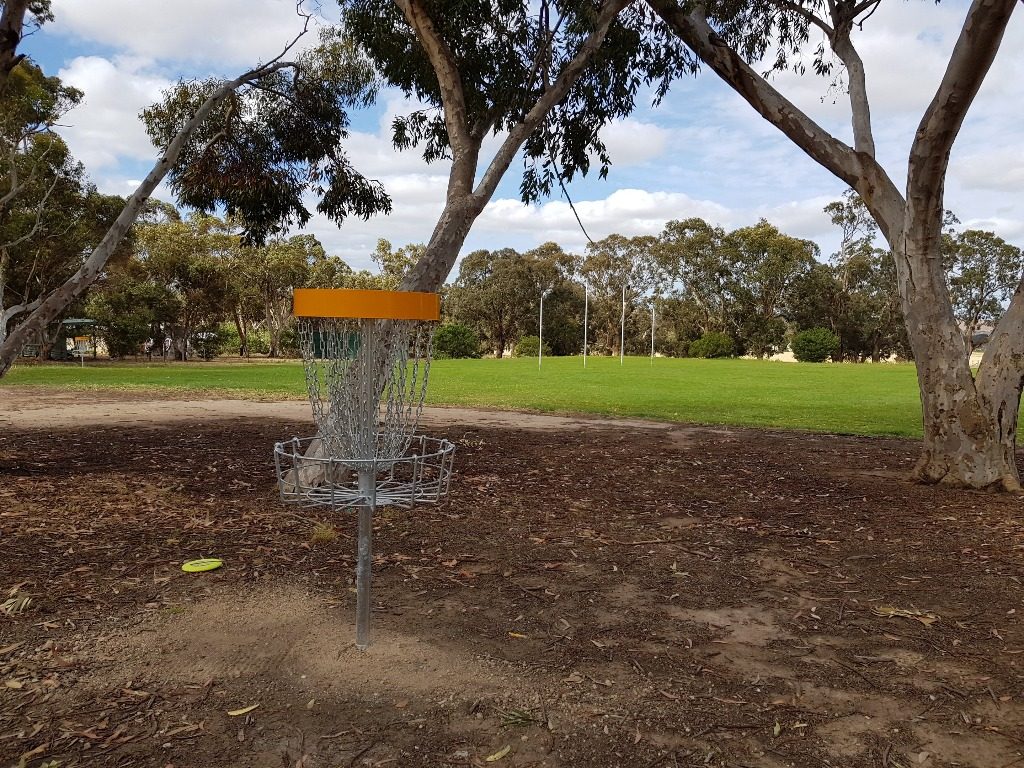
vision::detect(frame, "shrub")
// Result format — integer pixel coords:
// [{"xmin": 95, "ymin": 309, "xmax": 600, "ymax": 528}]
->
[
  {"xmin": 512, "ymin": 335, "xmax": 551, "ymax": 358},
  {"xmin": 791, "ymin": 327, "xmax": 840, "ymax": 362},
  {"xmin": 191, "ymin": 325, "xmax": 229, "ymax": 360},
  {"xmin": 219, "ymin": 323, "xmax": 270, "ymax": 356},
  {"xmin": 434, "ymin": 323, "xmax": 481, "ymax": 358},
  {"xmin": 688, "ymin": 332, "xmax": 735, "ymax": 359}
]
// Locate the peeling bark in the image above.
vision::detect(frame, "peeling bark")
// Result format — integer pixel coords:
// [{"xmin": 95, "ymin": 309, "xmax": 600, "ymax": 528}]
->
[{"xmin": 0, "ymin": 0, "xmax": 29, "ymax": 90}]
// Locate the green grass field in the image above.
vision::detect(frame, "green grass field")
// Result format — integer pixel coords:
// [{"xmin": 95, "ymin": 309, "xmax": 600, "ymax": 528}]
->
[{"xmin": 0, "ymin": 355, "xmax": 938, "ymax": 437}]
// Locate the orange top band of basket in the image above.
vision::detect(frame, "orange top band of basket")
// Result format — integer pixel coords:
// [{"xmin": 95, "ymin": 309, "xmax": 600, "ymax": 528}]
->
[{"xmin": 292, "ymin": 288, "xmax": 441, "ymax": 321}]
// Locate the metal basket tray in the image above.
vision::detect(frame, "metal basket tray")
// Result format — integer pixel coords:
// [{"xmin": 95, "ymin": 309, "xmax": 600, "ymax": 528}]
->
[{"xmin": 274, "ymin": 434, "xmax": 455, "ymax": 509}]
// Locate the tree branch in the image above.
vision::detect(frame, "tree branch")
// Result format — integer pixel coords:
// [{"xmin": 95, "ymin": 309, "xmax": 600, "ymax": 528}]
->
[
  {"xmin": 831, "ymin": 24, "xmax": 876, "ymax": 156},
  {"xmin": 0, "ymin": 171, "xmax": 61, "ymax": 251},
  {"xmin": 768, "ymin": 0, "xmax": 833, "ymax": 37},
  {"xmin": 646, "ymin": 0, "xmax": 903, "ymax": 237},
  {"xmin": 907, "ymin": 0, "xmax": 1017, "ymax": 238},
  {"xmin": 1, "ymin": 293, "xmax": 42, "ymax": 328},
  {"xmin": 394, "ymin": 0, "xmax": 475, "ymax": 196},
  {"xmin": 474, "ymin": 0, "xmax": 634, "ymax": 205}
]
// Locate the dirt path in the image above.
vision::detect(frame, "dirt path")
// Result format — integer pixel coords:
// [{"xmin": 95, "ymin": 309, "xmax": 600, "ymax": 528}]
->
[
  {"xmin": 0, "ymin": 386, "xmax": 676, "ymax": 433},
  {"xmin": 2, "ymin": 388, "xmax": 1023, "ymax": 768}
]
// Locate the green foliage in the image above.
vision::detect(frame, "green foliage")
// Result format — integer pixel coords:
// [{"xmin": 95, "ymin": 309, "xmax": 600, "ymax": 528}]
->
[
  {"xmin": 943, "ymin": 229, "xmax": 1024, "ymax": 348},
  {"xmin": 371, "ymin": 239, "xmax": 420, "ymax": 289},
  {"xmin": 278, "ymin": 322, "xmax": 300, "ymax": 358},
  {"xmin": 85, "ymin": 277, "xmax": 177, "ymax": 358},
  {"xmin": 219, "ymin": 322, "xmax": 269, "ymax": 355},
  {"xmin": 653, "ymin": 217, "xmax": 816, "ymax": 358},
  {"xmin": 581, "ymin": 234, "xmax": 654, "ymax": 355},
  {"xmin": 191, "ymin": 325, "xmax": 229, "ymax": 360},
  {"xmin": 341, "ymin": 0, "xmax": 695, "ymax": 201},
  {"xmin": 794, "ymin": 191, "xmax": 909, "ymax": 362},
  {"xmin": 449, "ymin": 243, "xmax": 579, "ymax": 357},
  {"xmin": 513, "ymin": 335, "xmax": 550, "ymax": 358},
  {"xmin": 141, "ymin": 29, "xmax": 389, "ymax": 244},
  {"xmin": 791, "ymin": 327, "xmax": 839, "ymax": 363},
  {"xmin": 0, "ymin": 62, "xmax": 118, "ymax": 345},
  {"xmin": 689, "ymin": 332, "xmax": 735, "ymax": 359},
  {"xmin": 433, "ymin": 323, "xmax": 481, "ymax": 359},
  {"xmin": 725, "ymin": 219, "xmax": 817, "ymax": 357}
]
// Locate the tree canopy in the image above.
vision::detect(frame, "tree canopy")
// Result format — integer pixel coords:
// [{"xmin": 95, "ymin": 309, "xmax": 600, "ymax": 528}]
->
[{"xmin": 142, "ymin": 29, "xmax": 390, "ymax": 245}]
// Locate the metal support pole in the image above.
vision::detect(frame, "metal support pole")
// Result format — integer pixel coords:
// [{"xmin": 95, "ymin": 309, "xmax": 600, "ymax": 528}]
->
[
  {"xmin": 583, "ymin": 285, "xmax": 588, "ymax": 368},
  {"xmin": 620, "ymin": 284, "xmax": 626, "ymax": 366},
  {"xmin": 355, "ymin": 467, "xmax": 375, "ymax": 650},
  {"xmin": 355, "ymin": 318, "xmax": 377, "ymax": 650}
]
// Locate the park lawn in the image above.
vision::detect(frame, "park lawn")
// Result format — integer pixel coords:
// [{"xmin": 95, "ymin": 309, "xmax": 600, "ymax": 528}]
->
[{"xmin": 0, "ymin": 355, "xmax": 935, "ymax": 437}]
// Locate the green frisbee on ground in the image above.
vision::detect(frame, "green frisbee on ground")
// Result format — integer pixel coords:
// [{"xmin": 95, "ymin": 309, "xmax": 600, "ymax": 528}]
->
[{"xmin": 181, "ymin": 558, "xmax": 223, "ymax": 573}]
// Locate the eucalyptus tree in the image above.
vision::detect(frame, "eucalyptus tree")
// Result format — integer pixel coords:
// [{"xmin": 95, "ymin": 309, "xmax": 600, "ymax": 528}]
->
[
  {"xmin": 647, "ymin": 0, "xmax": 1024, "ymax": 489},
  {"xmin": 580, "ymin": 233, "xmax": 655, "ymax": 354},
  {"xmin": 137, "ymin": 214, "xmax": 236, "ymax": 360},
  {"xmin": 654, "ymin": 217, "xmax": 735, "ymax": 337},
  {"xmin": 449, "ymin": 248, "xmax": 538, "ymax": 356},
  {"xmin": 338, "ymin": 0, "xmax": 693, "ymax": 293},
  {"xmin": 725, "ymin": 219, "xmax": 817, "ymax": 358},
  {"xmin": 0, "ymin": 53, "xmax": 84, "ymax": 347},
  {"xmin": 0, "ymin": 16, "xmax": 385, "ymax": 375},
  {"xmin": 944, "ymin": 230, "xmax": 1024, "ymax": 354}
]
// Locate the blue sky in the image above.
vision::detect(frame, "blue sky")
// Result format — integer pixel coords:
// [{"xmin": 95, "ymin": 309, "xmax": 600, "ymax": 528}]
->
[{"xmin": 22, "ymin": 0, "xmax": 1024, "ymax": 274}]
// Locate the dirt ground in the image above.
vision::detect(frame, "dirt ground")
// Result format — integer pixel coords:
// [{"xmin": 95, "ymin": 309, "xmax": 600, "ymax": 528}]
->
[{"xmin": 2, "ymin": 387, "xmax": 1024, "ymax": 768}]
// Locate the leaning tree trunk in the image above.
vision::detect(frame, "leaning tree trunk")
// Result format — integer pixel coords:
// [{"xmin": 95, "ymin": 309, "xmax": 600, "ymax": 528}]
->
[{"xmin": 0, "ymin": 58, "xmax": 302, "ymax": 377}]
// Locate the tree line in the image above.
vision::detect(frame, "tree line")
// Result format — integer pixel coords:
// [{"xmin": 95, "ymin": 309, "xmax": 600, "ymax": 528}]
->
[
  {"xmin": 77, "ymin": 209, "xmax": 420, "ymax": 361},
  {"xmin": 17, "ymin": 188, "xmax": 1012, "ymax": 365},
  {"xmin": 446, "ymin": 195, "xmax": 1021, "ymax": 363}
]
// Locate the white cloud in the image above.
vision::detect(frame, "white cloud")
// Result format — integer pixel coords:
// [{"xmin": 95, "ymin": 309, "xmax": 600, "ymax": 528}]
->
[
  {"xmin": 39, "ymin": 0, "xmax": 1024, "ymax": 274},
  {"xmin": 600, "ymin": 119, "xmax": 670, "ymax": 166},
  {"xmin": 57, "ymin": 56, "xmax": 171, "ymax": 170},
  {"xmin": 50, "ymin": 0, "xmax": 316, "ymax": 69},
  {"xmin": 953, "ymin": 148, "xmax": 1024, "ymax": 194},
  {"xmin": 471, "ymin": 188, "xmax": 833, "ymax": 258}
]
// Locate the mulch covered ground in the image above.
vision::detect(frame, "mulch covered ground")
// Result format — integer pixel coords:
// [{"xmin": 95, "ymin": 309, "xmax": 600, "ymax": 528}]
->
[{"xmin": 1, "ymin": 394, "xmax": 1023, "ymax": 768}]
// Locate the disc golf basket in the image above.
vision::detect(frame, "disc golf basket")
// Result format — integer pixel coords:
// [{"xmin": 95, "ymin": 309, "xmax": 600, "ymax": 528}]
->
[{"xmin": 274, "ymin": 288, "xmax": 455, "ymax": 649}]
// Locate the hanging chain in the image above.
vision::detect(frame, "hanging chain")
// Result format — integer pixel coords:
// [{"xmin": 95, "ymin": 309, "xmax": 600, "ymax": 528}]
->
[{"xmin": 298, "ymin": 317, "xmax": 435, "ymax": 465}]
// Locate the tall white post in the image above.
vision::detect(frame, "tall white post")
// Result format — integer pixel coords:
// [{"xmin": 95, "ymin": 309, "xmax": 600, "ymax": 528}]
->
[
  {"xmin": 539, "ymin": 288, "xmax": 551, "ymax": 369},
  {"xmin": 620, "ymin": 284, "xmax": 626, "ymax": 366},
  {"xmin": 650, "ymin": 299, "xmax": 655, "ymax": 365},
  {"xmin": 583, "ymin": 284, "xmax": 588, "ymax": 368}
]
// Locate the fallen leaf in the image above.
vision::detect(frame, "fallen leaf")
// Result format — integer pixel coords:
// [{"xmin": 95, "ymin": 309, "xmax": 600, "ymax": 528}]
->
[
  {"xmin": 508, "ymin": 632, "xmax": 528, "ymax": 639},
  {"xmin": 227, "ymin": 704, "xmax": 259, "ymax": 716},
  {"xmin": 485, "ymin": 745, "xmax": 512, "ymax": 762},
  {"xmin": 872, "ymin": 605, "xmax": 939, "ymax": 626},
  {"xmin": 5, "ymin": 679, "xmax": 24, "ymax": 689}
]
